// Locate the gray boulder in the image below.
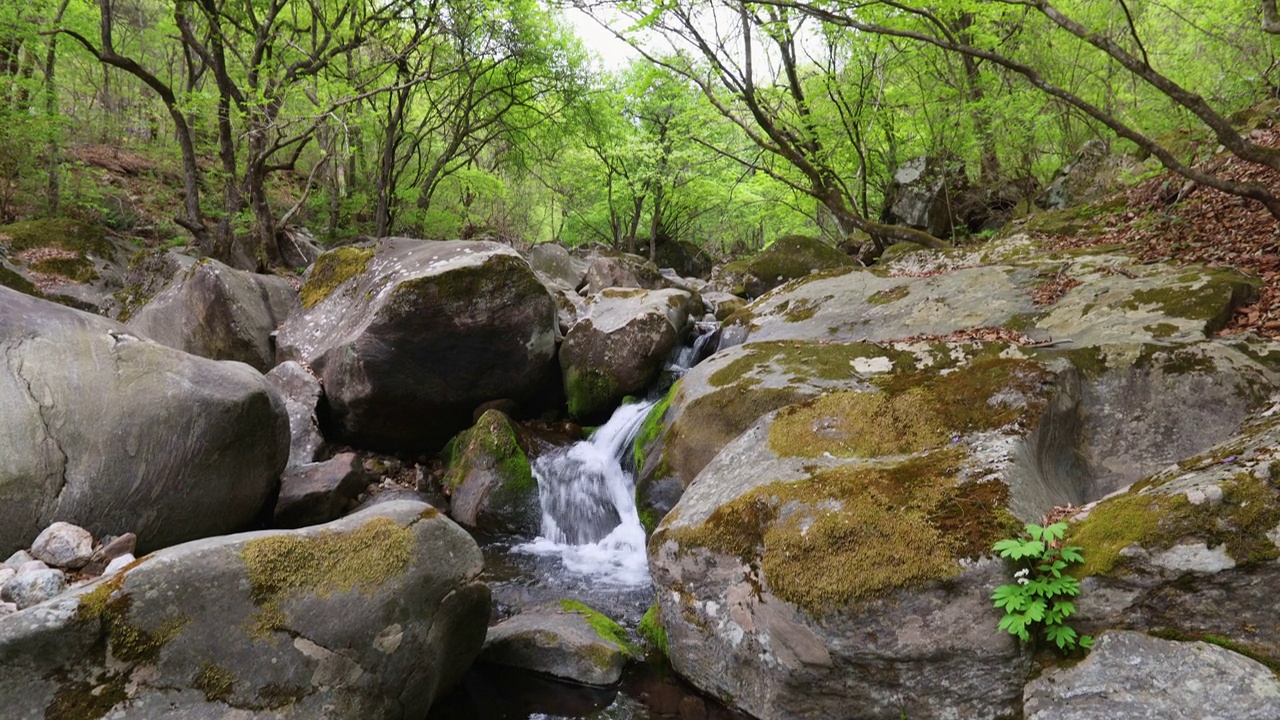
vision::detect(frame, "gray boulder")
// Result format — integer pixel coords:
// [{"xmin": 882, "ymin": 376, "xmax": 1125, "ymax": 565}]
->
[
  {"xmin": 527, "ymin": 243, "xmax": 588, "ymax": 291},
  {"xmin": 1025, "ymin": 631, "xmax": 1280, "ymax": 720},
  {"xmin": 0, "ymin": 500, "xmax": 489, "ymax": 719},
  {"xmin": 275, "ymin": 238, "xmax": 558, "ymax": 453},
  {"xmin": 709, "ymin": 235, "xmax": 855, "ymax": 299},
  {"xmin": 560, "ymin": 287, "xmax": 695, "ymax": 421},
  {"xmin": 274, "ymin": 453, "xmax": 369, "ymax": 529},
  {"xmin": 882, "ymin": 154, "xmax": 968, "ymax": 238},
  {"xmin": 127, "ymin": 256, "xmax": 298, "ymax": 371},
  {"xmin": 0, "ymin": 287, "xmax": 290, "ymax": 556},
  {"xmin": 480, "ymin": 601, "xmax": 640, "ymax": 686},
  {"xmin": 580, "ymin": 252, "xmax": 667, "ymax": 295}
]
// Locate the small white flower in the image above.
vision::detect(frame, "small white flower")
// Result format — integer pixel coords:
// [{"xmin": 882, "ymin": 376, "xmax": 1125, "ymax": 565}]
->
[
  {"xmin": 1014, "ymin": 568, "xmax": 1029, "ymax": 578},
  {"xmin": 1017, "ymin": 577, "xmax": 1030, "ymax": 586}
]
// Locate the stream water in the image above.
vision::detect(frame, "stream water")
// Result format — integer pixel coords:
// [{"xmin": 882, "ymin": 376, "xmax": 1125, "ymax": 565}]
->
[{"xmin": 428, "ymin": 323, "xmax": 741, "ymax": 720}]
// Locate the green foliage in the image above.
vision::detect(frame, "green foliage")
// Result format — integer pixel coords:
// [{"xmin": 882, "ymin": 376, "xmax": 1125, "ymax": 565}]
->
[{"xmin": 991, "ymin": 522, "xmax": 1093, "ymax": 653}]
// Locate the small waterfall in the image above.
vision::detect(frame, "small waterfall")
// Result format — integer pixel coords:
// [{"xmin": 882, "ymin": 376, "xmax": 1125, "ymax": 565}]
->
[
  {"xmin": 516, "ymin": 400, "xmax": 655, "ymax": 586},
  {"xmin": 514, "ymin": 323, "xmax": 720, "ymax": 586}
]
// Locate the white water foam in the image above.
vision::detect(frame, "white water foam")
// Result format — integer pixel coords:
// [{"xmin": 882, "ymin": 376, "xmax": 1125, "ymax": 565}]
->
[{"xmin": 515, "ymin": 400, "xmax": 656, "ymax": 587}]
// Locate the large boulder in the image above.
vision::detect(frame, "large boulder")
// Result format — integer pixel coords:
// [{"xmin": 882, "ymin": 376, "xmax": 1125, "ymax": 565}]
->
[
  {"xmin": 0, "ymin": 500, "xmax": 490, "ymax": 719},
  {"xmin": 443, "ymin": 410, "xmax": 540, "ymax": 534},
  {"xmin": 0, "ymin": 218, "xmax": 134, "ymax": 317},
  {"xmin": 709, "ymin": 235, "xmax": 855, "ymax": 299},
  {"xmin": 559, "ymin": 287, "xmax": 695, "ymax": 422},
  {"xmin": 527, "ymin": 243, "xmax": 588, "ymax": 291},
  {"xmin": 126, "ymin": 256, "xmax": 299, "ymax": 371},
  {"xmin": 275, "ymin": 238, "xmax": 558, "ymax": 453},
  {"xmin": 0, "ymin": 287, "xmax": 290, "ymax": 557},
  {"xmin": 579, "ymin": 251, "xmax": 668, "ymax": 295},
  {"xmin": 1024, "ymin": 631, "xmax": 1280, "ymax": 720}
]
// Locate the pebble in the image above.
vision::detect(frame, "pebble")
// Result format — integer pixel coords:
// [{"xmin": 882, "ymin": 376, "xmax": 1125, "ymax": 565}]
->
[
  {"xmin": 103, "ymin": 554, "xmax": 136, "ymax": 576},
  {"xmin": 2, "ymin": 550, "xmax": 33, "ymax": 569}
]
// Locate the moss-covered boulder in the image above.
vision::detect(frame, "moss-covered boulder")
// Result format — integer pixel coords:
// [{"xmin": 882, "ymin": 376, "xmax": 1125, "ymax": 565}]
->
[
  {"xmin": 275, "ymin": 238, "xmax": 558, "ymax": 453},
  {"xmin": 560, "ymin": 287, "xmax": 695, "ymax": 422},
  {"xmin": 479, "ymin": 600, "xmax": 642, "ymax": 686},
  {"xmin": 126, "ymin": 256, "xmax": 298, "ymax": 371},
  {"xmin": 0, "ymin": 500, "xmax": 490, "ymax": 719},
  {"xmin": 443, "ymin": 409, "xmax": 539, "ymax": 534},
  {"xmin": 0, "ymin": 287, "xmax": 289, "ymax": 557},
  {"xmin": 579, "ymin": 250, "xmax": 667, "ymax": 295},
  {"xmin": 709, "ymin": 235, "xmax": 856, "ymax": 299},
  {"xmin": 649, "ymin": 344, "xmax": 1053, "ymax": 720}
]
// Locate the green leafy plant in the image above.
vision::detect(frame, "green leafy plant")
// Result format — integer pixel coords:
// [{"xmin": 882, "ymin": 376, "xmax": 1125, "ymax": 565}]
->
[{"xmin": 991, "ymin": 522, "xmax": 1094, "ymax": 652}]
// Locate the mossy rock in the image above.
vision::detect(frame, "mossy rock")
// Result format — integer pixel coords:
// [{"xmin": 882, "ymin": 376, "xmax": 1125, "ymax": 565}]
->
[
  {"xmin": 299, "ymin": 245, "xmax": 373, "ymax": 309},
  {"xmin": 0, "ymin": 218, "xmax": 111, "ymax": 257},
  {"xmin": 716, "ymin": 235, "xmax": 855, "ymax": 299},
  {"xmin": 442, "ymin": 409, "xmax": 540, "ymax": 534},
  {"xmin": 1018, "ymin": 197, "xmax": 1126, "ymax": 238}
]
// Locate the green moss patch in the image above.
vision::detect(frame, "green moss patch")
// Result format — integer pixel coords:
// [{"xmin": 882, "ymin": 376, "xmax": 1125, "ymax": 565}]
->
[
  {"xmin": 769, "ymin": 358, "xmax": 1048, "ymax": 459},
  {"xmin": 0, "ymin": 262, "xmax": 36, "ymax": 294},
  {"xmin": 1020, "ymin": 197, "xmax": 1126, "ymax": 237},
  {"xmin": 637, "ymin": 604, "xmax": 668, "ymax": 657},
  {"xmin": 75, "ymin": 568, "xmax": 188, "ymax": 665},
  {"xmin": 1069, "ymin": 472, "xmax": 1280, "ymax": 577},
  {"xmin": 559, "ymin": 599, "xmax": 641, "ymax": 657},
  {"xmin": 45, "ymin": 675, "xmax": 128, "ymax": 720},
  {"xmin": 299, "ymin": 246, "xmax": 373, "ymax": 309},
  {"xmin": 667, "ymin": 450, "xmax": 1020, "ymax": 614},
  {"xmin": 634, "ymin": 382, "xmax": 679, "ymax": 470},
  {"xmin": 1120, "ymin": 271, "xmax": 1256, "ymax": 333},
  {"xmin": 707, "ymin": 341, "xmax": 911, "ymax": 389},
  {"xmin": 241, "ymin": 517, "xmax": 413, "ymax": 630},
  {"xmin": 193, "ymin": 663, "xmax": 236, "ymax": 703},
  {"xmin": 565, "ymin": 366, "xmax": 621, "ymax": 421}
]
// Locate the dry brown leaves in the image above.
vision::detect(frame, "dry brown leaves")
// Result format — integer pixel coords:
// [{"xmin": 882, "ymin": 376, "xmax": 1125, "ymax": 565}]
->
[
  {"xmin": 1039, "ymin": 127, "xmax": 1280, "ymax": 337},
  {"xmin": 69, "ymin": 145, "xmax": 158, "ymax": 176},
  {"xmin": 1031, "ymin": 273, "xmax": 1082, "ymax": 307}
]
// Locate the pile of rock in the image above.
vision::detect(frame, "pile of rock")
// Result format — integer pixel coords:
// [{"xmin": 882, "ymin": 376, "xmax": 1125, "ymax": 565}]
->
[{"xmin": 0, "ymin": 522, "xmax": 136, "ymax": 614}]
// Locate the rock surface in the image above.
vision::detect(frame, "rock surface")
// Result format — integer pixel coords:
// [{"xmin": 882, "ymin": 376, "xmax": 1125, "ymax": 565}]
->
[
  {"xmin": 273, "ymin": 452, "xmax": 368, "ymax": 529},
  {"xmin": 0, "ymin": 500, "xmax": 489, "ymax": 719},
  {"xmin": 1024, "ymin": 631, "xmax": 1280, "ymax": 719},
  {"xmin": 559, "ymin": 287, "xmax": 694, "ymax": 421},
  {"xmin": 0, "ymin": 568, "xmax": 66, "ymax": 610},
  {"xmin": 480, "ymin": 601, "xmax": 639, "ymax": 686},
  {"xmin": 0, "ymin": 287, "xmax": 290, "ymax": 556},
  {"xmin": 263, "ymin": 360, "xmax": 327, "ymax": 468},
  {"xmin": 275, "ymin": 238, "xmax": 558, "ymax": 453},
  {"xmin": 579, "ymin": 252, "xmax": 667, "ymax": 295},
  {"xmin": 126, "ymin": 256, "xmax": 298, "ymax": 371}
]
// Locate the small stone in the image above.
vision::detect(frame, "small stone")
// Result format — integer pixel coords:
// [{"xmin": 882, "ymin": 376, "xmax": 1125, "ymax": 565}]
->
[
  {"xmin": 103, "ymin": 554, "xmax": 136, "ymax": 576},
  {"xmin": 1184, "ymin": 485, "xmax": 1223, "ymax": 506},
  {"xmin": 1254, "ymin": 462, "xmax": 1273, "ymax": 481},
  {"xmin": 2, "ymin": 550, "xmax": 33, "ymax": 569},
  {"xmin": 0, "ymin": 601, "xmax": 16, "ymax": 617},
  {"xmin": 0, "ymin": 567, "xmax": 14, "ymax": 589},
  {"xmin": 82, "ymin": 533, "xmax": 138, "ymax": 576},
  {"xmin": 1, "ymin": 568, "xmax": 67, "ymax": 609},
  {"xmin": 17, "ymin": 560, "xmax": 48, "ymax": 575},
  {"xmin": 30, "ymin": 522, "xmax": 94, "ymax": 569}
]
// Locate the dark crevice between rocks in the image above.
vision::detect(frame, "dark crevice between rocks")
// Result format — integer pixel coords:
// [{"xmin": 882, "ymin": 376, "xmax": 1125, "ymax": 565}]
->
[{"xmin": 1008, "ymin": 367, "xmax": 1093, "ymax": 522}]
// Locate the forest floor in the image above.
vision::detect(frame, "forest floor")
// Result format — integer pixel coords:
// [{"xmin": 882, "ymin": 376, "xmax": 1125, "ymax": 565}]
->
[{"xmin": 1037, "ymin": 127, "xmax": 1280, "ymax": 339}]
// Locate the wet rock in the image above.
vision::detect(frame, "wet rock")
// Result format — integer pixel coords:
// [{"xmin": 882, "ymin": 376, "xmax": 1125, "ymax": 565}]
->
[
  {"xmin": 0, "ymin": 501, "xmax": 490, "ymax": 718},
  {"xmin": 559, "ymin": 287, "xmax": 695, "ymax": 422},
  {"xmin": 1024, "ymin": 631, "xmax": 1280, "ymax": 719},
  {"xmin": 443, "ymin": 410, "xmax": 540, "ymax": 534},
  {"xmin": 275, "ymin": 238, "xmax": 558, "ymax": 453},
  {"xmin": 1, "ymin": 568, "xmax": 66, "ymax": 610},
  {"xmin": 0, "ymin": 287, "xmax": 290, "ymax": 556},
  {"xmin": 264, "ymin": 360, "xmax": 326, "ymax": 468},
  {"xmin": 274, "ymin": 452, "xmax": 368, "ymax": 528},
  {"xmin": 480, "ymin": 601, "xmax": 641, "ymax": 686}
]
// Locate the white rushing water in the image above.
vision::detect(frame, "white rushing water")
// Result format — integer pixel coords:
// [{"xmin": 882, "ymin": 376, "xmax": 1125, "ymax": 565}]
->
[{"xmin": 515, "ymin": 400, "xmax": 656, "ymax": 587}]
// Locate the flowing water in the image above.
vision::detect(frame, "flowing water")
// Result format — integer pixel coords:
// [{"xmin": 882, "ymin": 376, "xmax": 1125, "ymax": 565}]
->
[{"xmin": 515, "ymin": 400, "xmax": 655, "ymax": 586}]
